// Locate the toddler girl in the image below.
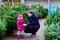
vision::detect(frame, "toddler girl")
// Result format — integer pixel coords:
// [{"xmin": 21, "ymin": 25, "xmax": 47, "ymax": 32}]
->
[{"xmin": 16, "ymin": 14, "xmax": 24, "ymax": 39}]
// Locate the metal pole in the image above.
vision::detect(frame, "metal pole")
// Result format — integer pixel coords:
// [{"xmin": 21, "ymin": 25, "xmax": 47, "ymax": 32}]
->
[
  {"xmin": 48, "ymin": 0, "xmax": 51, "ymax": 14},
  {"xmin": 12, "ymin": 0, "xmax": 14, "ymax": 6},
  {"xmin": 20, "ymin": 0, "xmax": 25, "ymax": 4},
  {"xmin": 0, "ymin": 0, "xmax": 2, "ymax": 5}
]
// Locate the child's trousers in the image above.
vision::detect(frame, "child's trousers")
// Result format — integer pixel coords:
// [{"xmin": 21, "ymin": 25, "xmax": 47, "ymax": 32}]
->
[{"xmin": 17, "ymin": 30, "xmax": 24, "ymax": 36}]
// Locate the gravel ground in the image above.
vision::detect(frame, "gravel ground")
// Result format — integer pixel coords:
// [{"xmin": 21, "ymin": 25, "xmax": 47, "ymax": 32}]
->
[{"xmin": 4, "ymin": 19, "xmax": 46, "ymax": 40}]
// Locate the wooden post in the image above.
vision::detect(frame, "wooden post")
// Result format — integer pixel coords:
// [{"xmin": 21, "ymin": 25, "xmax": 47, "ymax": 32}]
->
[
  {"xmin": 8, "ymin": 0, "xmax": 9, "ymax": 2},
  {"xmin": 34, "ymin": 0, "xmax": 36, "ymax": 2},
  {"xmin": 12, "ymin": 0, "xmax": 14, "ymax": 5},
  {"xmin": 2, "ymin": 0, "xmax": 4, "ymax": 2},
  {"xmin": 34, "ymin": 0, "xmax": 37, "ymax": 3},
  {"xmin": 17, "ymin": 0, "xmax": 19, "ymax": 2}
]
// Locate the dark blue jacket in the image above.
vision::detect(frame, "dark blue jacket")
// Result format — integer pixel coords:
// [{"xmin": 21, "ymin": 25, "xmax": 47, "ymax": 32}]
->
[{"xmin": 24, "ymin": 13, "xmax": 40, "ymax": 33}]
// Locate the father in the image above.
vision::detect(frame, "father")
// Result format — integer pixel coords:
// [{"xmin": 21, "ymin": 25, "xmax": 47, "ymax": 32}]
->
[{"xmin": 24, "ymin": 10, "xmax": 40, "ymax": 38}]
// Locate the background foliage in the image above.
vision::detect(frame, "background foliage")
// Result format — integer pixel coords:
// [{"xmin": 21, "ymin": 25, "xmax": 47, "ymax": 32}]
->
[
  {"xmin": 0, "ymin": 18, "xmax": 6, "ymax": 40},
  {"xmin": 0, "ymin": 3, "xmax": 30, "ymax": 35},
  {"xmin": 0, "ymin": 2, "xmax": 48, "ymax": 39},
  {"xmin": 44, "ymin": 13, "xmax": 60, "ymax": 40},
  {"xmin": 31, "ymin": 4, "xmax": 48, "ymax": 19}
]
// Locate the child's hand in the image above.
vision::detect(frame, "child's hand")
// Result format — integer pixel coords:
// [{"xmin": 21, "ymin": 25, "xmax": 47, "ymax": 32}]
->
[{"xmin": 23, "ymin": 24, "xmax": 27, "ymax": 26}]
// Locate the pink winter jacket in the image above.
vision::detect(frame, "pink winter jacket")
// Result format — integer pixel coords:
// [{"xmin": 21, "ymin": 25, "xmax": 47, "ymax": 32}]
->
[{"xmin": 16, "ymin": 18, "xmax": 24, "ymax": 31}]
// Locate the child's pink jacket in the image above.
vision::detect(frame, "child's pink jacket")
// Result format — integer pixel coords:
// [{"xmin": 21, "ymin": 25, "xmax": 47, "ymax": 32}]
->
[{"xmin": 16, "ymin": 18, "xmax": 24, "ymax": 31}]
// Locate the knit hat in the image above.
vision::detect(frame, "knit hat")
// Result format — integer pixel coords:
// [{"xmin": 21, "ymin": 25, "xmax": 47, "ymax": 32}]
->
[{"xmin": 17, "ymin": 14, "xmax": 23, "ymax": 18}]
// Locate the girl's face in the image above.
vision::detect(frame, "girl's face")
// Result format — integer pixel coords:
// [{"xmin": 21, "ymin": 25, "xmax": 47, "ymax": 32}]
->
[
  {"xmin": 18, "ymin": 15, "xmax": 23, "ymax": 19},
  {"xmin": 28, "ymin": 13, "xmax": 33, "ymax": 17},
  {"xmin": 20, "ymin": 17, "xmax": 23, "ymax": 19}
]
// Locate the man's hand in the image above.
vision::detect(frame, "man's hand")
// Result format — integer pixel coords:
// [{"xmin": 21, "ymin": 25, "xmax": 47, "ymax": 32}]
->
[{"xmin": 23, "ymin": 24, "xmax": 27, "ymax": 26}]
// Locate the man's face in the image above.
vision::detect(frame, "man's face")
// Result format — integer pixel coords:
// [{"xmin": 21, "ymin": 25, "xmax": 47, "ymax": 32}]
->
[{"xmin": 28, "ymin": 13, "xmax": 33, "ymax": 17}]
